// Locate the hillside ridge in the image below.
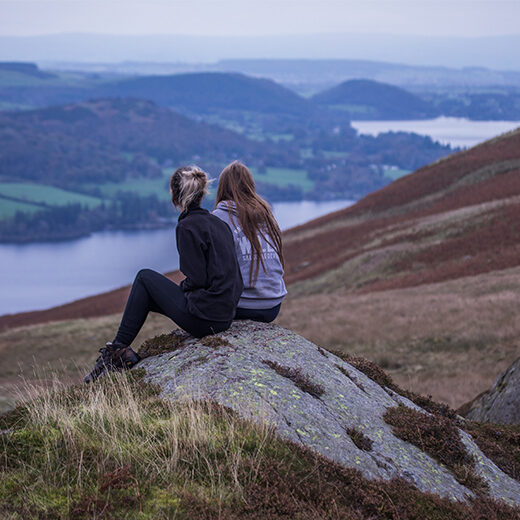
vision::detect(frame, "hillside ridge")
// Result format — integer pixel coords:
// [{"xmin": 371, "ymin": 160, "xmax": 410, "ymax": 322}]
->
[{"xmin": 282, "ymin": 125, "xmax": 520, "ymax": 289}]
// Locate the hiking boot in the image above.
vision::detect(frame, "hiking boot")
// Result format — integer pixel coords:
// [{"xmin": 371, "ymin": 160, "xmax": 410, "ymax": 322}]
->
[
  {"xmin": 83, "ymin": 342, "xmax": 140, "ymax": 383},
  {"xmin": 110, "ymin": 342, "xmax": 141, "ymax": 371}
]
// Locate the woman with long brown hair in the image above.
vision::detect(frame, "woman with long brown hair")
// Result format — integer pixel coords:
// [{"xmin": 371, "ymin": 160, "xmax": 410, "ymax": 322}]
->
[{"xmin": 213, "ymin": 161, "xmax": 287, "ymax": 323}]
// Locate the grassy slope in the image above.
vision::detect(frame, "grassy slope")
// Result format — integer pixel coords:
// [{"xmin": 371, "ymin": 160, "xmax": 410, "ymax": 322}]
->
[
  {"xmin": 279, "ymin": 266, "xmax": 520, "ymax": 408},
  {"xmin": 2, "ymin": 359, "xmax": 520, "ymax": 519},
  {"xmin": 0, "ymin": 183, "xmax": 102, "ymax": 211},
  {"xmin": 0, "ymin": 198, "xmax": 41, "ymax": 219},
  {"xmin": 277, "ymin": 128, "xmax": 520, "ymax": 407}
]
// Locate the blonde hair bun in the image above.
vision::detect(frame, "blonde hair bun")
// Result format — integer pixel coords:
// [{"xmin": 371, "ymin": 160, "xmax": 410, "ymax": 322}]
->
[{"xmin": 170, "ymin": 165, "xmax": 209, "ymax": 211}]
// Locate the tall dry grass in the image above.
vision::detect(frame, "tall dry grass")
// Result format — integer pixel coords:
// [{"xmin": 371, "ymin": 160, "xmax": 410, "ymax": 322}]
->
[
  {"xmin": 0, "ymin": 312, "xmax": 175, "ymax": 413},
  {"xmin": 1, "ymin": 370, "xmax": 274, "ymax": 519}
]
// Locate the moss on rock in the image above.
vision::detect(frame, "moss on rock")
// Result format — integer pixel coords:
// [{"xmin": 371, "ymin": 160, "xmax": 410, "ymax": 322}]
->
[{"xmin": 137, "ymin": 331, "xmax": 186, "ymax": 358}]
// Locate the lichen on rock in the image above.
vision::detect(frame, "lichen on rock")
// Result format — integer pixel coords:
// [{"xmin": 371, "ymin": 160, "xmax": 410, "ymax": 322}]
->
[{"xmin": 136, "ymin": 321, "xmax": 520, "ymax": 506}]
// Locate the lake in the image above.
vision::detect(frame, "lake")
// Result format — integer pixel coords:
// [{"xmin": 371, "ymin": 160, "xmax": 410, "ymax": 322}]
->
[
  {"xmin": 0, "ymin": 199, "xmax": 353, "ymax": 316},
  {"xmin": 351, "ymin": 117, "xmax": 520, "ymax": 149}
]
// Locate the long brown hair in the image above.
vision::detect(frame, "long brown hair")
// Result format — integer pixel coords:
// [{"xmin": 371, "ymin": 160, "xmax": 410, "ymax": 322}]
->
[{"xmin": 215, "ymin": 161, "xmax": 284, "ymax": 285}]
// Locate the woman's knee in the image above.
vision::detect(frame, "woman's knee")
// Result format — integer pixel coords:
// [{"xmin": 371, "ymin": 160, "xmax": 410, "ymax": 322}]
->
[{"xmin": 136, "ymin": 268, "xmax": 157, "ymax": 282}]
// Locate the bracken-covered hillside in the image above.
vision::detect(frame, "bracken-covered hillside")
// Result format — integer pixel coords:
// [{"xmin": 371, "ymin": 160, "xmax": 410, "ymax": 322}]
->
[{"xmin": 283, "ymin": 127, "xmax": 520, "ymax": 291}]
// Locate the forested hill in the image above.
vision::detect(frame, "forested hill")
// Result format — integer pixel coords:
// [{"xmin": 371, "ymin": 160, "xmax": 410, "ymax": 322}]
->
[
  {"xmin": 0, "ymin": 98, "xmax": 278, "ymax": 186},
  {"xmin": 312, "ymin": 79, "xmax": 436, "ymax": 120},
  {"xmin": 0, "ymin": 61, "xmax": 57, "ymax": 79},
  {"xmin": 100, "ymin": 72, "xmax": 317, "ymax": 116},
  {"xmin": 0, "ymin": 68, "xmax": 320, "ymax": 119}
]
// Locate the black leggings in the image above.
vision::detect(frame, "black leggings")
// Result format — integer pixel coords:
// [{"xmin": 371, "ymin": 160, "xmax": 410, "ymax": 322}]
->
[
  {"xmin": 114, "ymin": 269, "xmax": 232, "ymax": 346},
  {"xmin": 235, "ymin": 303, "xmax": 281, "ymax": 323}
]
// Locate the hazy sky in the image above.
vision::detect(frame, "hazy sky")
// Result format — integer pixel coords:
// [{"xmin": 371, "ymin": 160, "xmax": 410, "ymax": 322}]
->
[{"xmin": 1, "ymin": 0, "xmax": 519, "ymax": 38}]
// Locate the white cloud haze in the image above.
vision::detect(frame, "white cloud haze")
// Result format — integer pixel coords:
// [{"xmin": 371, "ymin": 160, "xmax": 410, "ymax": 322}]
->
[{"xmin": 0, "ymin": 0, "xmax": 519, "ymax": 37}]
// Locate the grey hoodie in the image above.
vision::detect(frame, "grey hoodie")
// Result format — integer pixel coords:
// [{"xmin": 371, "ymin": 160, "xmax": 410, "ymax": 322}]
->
[{"xmin": 213, "ymin": 201, "xmax": 287, "ymax": 309}]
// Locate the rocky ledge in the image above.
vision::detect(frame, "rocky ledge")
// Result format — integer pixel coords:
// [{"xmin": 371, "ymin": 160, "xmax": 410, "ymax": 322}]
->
[
  {"xmin": 461, "ymin": 356, "xmax": 520, "ymax": 425},
  {"xmin": 136, "ymin": 320, "xmax": 520, "ymax": 506}
]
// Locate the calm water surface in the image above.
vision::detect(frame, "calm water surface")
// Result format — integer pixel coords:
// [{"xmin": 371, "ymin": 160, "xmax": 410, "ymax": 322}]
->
[
  {"xmin": 0, "ymin": 199, "xmax": 353, "ymax": 315},
  {"xmin": 351, "ymin": 117, "xmax": 520, "ymax": 149}
]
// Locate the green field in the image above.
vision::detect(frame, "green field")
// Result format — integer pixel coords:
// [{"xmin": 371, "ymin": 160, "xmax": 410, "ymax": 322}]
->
[
  {"xmin": 89, "ymin": 167, "xmax": 313, "ymax": 199},
  {"xmin": 267, "ymin": 133, "xmax": 294, "ymax": 142},
  {"xmin": 322, "ymin": 150, "xmax": 350, "ymax": 159},
  {"xmin": 0, "ymin": 167, "xmax": 314, "ymax": 221},
  {"xmin": 0, "ymin": 183, "xmax": 103, "ymax": 208},
  {"xmin": 0, "ymin": 197, "xmax": 42, "ymax": 219},
  {"xmin": 251, "ymin": 167, "xmax": 313, "ymax": 191},
  {"xmin": 84, "ymin": 174, "xmax": 172, "ymax": 201},
  {"xmin": 383, "ymin": 166, "xmax": 411, "ymax": 180},
  {"xmin": 299, "ymin": 148, "xmax": 314, "ymax": 159}
]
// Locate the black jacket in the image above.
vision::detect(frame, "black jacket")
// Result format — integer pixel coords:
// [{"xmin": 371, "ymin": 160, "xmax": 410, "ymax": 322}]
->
[{"xmin": 176, "ymin": 206, "xmax": 244, "ymax": 321}]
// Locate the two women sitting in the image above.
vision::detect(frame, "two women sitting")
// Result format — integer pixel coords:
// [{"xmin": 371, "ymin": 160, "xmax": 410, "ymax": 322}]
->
[{"xmin": 84, "ymin": 161, "xmax": 287, "ymax": 382}]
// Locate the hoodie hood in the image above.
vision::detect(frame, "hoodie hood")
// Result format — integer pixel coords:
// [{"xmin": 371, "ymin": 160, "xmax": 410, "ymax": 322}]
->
[{"xmin": 215, "ymin": 200, "xmax": 238, "ymax": 216}]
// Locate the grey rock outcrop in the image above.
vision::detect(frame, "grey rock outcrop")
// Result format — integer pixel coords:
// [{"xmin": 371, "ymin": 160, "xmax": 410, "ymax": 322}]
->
[
  {"xmin": 137, "ymin": 321, "xmax": 520, "ymax": 506},
  {"xmin": 463, "ymin": 356, "xmax": 520, "ymax": 424}
]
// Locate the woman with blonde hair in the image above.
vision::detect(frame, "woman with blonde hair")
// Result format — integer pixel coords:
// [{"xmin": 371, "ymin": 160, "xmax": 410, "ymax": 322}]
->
[
  {"xmin": 213, "ymin": 161, "xmax": 287, "ymax": 323},
  {"xmin": 84, "ymin": 165, "xmax": 243, "ymax": 382}
]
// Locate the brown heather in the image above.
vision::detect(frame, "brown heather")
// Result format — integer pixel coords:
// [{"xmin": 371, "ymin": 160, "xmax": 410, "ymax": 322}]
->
[
  {"xmin": 345, "ymin": 427, "xmax": 373, "ymax": 451},
  {"xmin": 383, "ymin": 404, "xmax": 487, "ymax": 493},
  {"xmin": 261, "ymin": 359, "xmax": 325, "ymax": 398},
  {"xmin": 462, "ymin": 421, "xmax": 520, "ymax": 481}
]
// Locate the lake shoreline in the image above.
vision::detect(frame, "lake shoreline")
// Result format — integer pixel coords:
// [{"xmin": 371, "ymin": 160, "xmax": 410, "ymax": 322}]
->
[
  {"xmin": 0, "ymin": 219, "xmax": 177, "ymax": 245},
  {"xmin": 0, "ymin": 195, "xmax": 360, "ymax": 245},
  {"xmin": 0, "ymin": 199, "xmax": 354, "ymax": 315},
  {"xmin": 351, "ymin": 116, "xmax": 520, "ymax": 149}
]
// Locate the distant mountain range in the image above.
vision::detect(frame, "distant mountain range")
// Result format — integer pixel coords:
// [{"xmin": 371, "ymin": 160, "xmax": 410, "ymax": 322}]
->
[
  {"xmin": 313, "ymin": 78, "xmax": 520, "ymax": 121},
  {"xmin": 2, "ymin": 62, "xmax": 520, "ymax": 121},
  {"xmin": 0, "ymin": 67, "xmax": 323, "ymax": 124},
  {"xmin": 103, "ymin": 72, "xmax": 315, "ymax": 116},
  {"xmin": 214, "ymin": 59, "xmax": 520, "ymax": 92},
  {"xmin": 2, "ymin": 33, "xmax": 520, "ymax": 70},
  {"xmin": 36, "ymin": 58, "xmax": 520, "ymax": 95}
]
